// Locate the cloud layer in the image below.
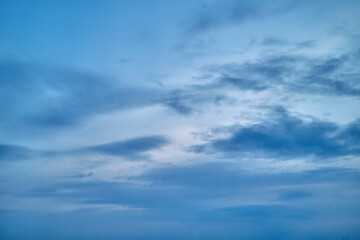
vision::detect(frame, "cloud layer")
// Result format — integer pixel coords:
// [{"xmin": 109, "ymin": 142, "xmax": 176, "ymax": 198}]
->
[
  {"xmin": 1, "ymin": 0, "xmax": 360, "ymax": 239},
  {"xmin": 194, "ymin": 107, "xmax": 360, "ymax": 159}
]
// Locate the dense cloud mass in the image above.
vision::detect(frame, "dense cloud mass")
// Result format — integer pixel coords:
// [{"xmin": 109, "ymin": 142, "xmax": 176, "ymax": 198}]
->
[
  {"xmin": 1, "ymin": 0, "xmax": 360, "ymax": 239},
  {"xmin": 194, "ymin": 107, "xmax": 360, "ymax": 159}
]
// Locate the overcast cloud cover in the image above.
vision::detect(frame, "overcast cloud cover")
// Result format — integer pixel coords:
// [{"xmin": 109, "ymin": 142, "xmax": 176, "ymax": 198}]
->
[{"xmin": 1, "ymin": 0, "xmax": 360, "ymax": 239}]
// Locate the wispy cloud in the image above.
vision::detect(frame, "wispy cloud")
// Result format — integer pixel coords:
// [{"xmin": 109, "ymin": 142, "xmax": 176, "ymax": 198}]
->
[
  {"xmin": 0, "ymin": 60, "xmax": 162, "ymax": 132},
  {"xmin": 0, "ymin": 135, "xmax": 170, "ymax": 162}
]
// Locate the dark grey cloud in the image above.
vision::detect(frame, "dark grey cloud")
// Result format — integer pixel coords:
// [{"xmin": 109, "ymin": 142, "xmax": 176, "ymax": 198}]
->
[
  {"xmin": 296, "ymin": 40, "xmax": 315, "ymax": 48},
  {"xmin": 6, "ymin": 160, "xmax": 359, "ymax": 239},
  {"xmin": 221, "ymin": 76, "xmax": 269, "ymax": 91},
  {"xmin": 298, "ymin": 76, "xmax": 360, "ymax": 96},
  {"xmin": 310, "ymin": 58, "xmax": 343, "ymax": 76},
  {"xmin": 202, "ymin": 55, "xmax": 301, "ymax": 91},
  {"xmin": 260, "ymin": 37, "xmax": 289, "ymax": 46},
  {"xmin": 0, "ymin": 144, "xmax": 35, "ymax": 161},
  {"xmin": 199, "ymin": 49, "xmax": 360, "ymax": 96},
  {"xmin": 158, "ymin": 88, "xmax": 230, "ymax": 115},
  {"xmin": 259, "ymin": 36, "xmax": 315, "ymax": 49},
  {"xmin": 0, "ymin": 135, "xmax": 169, "ymax": 162},
  {"xmin": 4, "ymin": 50, "xmax": 357, "ymax": 141},
  {"xmin": 160, "ymin": 94, "xmax": 193, "ymax": 115},
  {"xmin": 84, "ymin": 136, "xmax": 169, "ymax": 157},
  {"xmin": 144, "ymin": 162, "xmax": 360, "ymax": 190},
  {"xmin": 193, "ymin": 107, "xmax": 360, "ymax": 159},
  {"xmin": 0, "ymin": 60, "xmax": 161, "ymax": 134},
  {"xmin": 340, "ymin": 119, "xmax": 360, "ymax": 144},
  {"xmin": 0, "ymin": 59, "xmax": 235, "ymax": 138},
  {"xmin": 289, "ymin": 53, "xmax": 360, "ymax": 97},
  {"xmin": 20, "ymin": 162, "xmax": 360, "ymax": 222},
  {"xmin": 291, "ymin": 53, "xmax": 360, "ymax": 96}
]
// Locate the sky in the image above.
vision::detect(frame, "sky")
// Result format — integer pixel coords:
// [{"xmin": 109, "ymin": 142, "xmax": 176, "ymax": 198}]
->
[{"xmin": 0, "ymin": 0, "xmax": 360, "ymax": 239}]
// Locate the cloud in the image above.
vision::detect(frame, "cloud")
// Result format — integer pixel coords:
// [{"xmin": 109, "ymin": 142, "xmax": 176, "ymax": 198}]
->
[
  {"xmin": 221, "ymin": 76, "xmax": 269, "ymax": 91},
  {"xmin": 19, "ymin": 161, "xmax": 360, "ymax": 211},
  {"xmin": 0, "ymin": 135, "xmax": 169, "ymax": 162},
  {"xmin": 85, "ymin": 136, "xmax": 169, "ymax": 157},
  {"xmin": 158, "ymin": 87, "xmax": 229, "ymax": 115},
  {"xmin": 259, "ymin": 37, "xmax": 314, "ymax": 48},
  {"xmin": 296, "ymin": 40, "xmax": 315, "ymax": 48},
  {"xmin": 2, "ymin": 159, "xmax": 359, "ymax": 238},
  {"xmin": 299, "ymin": 76, "xmax": 360, "ymax": 97},
  {"xmin": 0, "ymin": 195, "xmax": 135, "ymax": 213},
  {"xmin": 310, "ymin": 58, "xmax": 343, "ymax": 76},
  {"xmin": 0, "ymin": 60, "xmax": 161, "ymax": 133},
  {"xmin": 160, "ymin": 94, "xmax": 193, "ymax": 115},
  {"xmin": 144, "ymin": 162, "xmax": 360, "ymax": 190},
  {"xmin": 0, "ymin": 144, "xmax": 34, "ymax": 161},
  {"xmin": 202, "ymin": 55, "xmax": 302, "ymax": 92},
  {"xmin": 340, "ymin": 119, "xmax": 360, "ymax": 144},
  {"xmin": 194, "ymin": 107, "xmax": 360, "ymax": 159},
  {"xmin": 200, "ymin": 50, "xmax": 360, "ymax": 97},
  {"xmin": 290, "ymin": 53, "xmax": 360, "ymax": 97},
  {"xmin": 3, "ymin": 50, "xmax": 356, "ymax": 142},
  {"xmin": 260, "ymin": 37, "xmax": 289, "ymax": 46},
  {"xmin": 1, "ymin": 0, "xmax": 360, "ymax": 239}
]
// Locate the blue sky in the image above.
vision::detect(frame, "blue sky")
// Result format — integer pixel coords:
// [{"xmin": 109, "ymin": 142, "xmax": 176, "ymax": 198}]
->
[{"xmin": 1, "ymin": 0, "xmax": 360, "ymax": 239}]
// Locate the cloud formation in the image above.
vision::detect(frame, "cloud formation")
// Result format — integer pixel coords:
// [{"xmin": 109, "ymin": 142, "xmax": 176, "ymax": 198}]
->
[
  {"xmin": 194, "ymin": 107, "xmax": 360, "ymax": 159},
  {"xmin": 1, "ymin": 0, "xmax": 360, "ymax": 239},
  {"xmin": 0, "ymin": 135, "xmax": 169, "ymax": 162},
  {"xmin": 0, "ymin": 144, "xmax": 34, "ymax": 161},
  {"xmin": 200, "ymin": 50, "xmax": 360, "ymax": 97},
  {"xmin": 85, "ymin": 136, "xmax": 169, "ymax": 157},
  {"xmin": 0, "ymin": 60, "xmax": 161, "ymax": 131}
]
